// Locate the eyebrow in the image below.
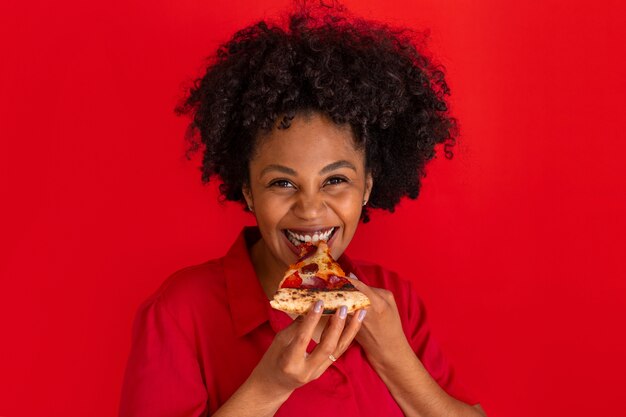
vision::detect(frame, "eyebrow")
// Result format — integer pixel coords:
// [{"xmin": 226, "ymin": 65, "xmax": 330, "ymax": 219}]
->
[
  {"xmin": 259, "ymin": 164, "xmax": 297, "ymax": 177},
  {"xmin": 260, "ymin": 160, "xmax": 357, "ymax": 177},
  {"xmin": 319, "ymin": 160, "xmax": 357, "ymax": 174}
]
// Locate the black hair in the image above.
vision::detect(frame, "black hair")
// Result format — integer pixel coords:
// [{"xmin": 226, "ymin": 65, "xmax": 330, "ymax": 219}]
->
[{"xmin": 175, "ymin": 2, "xmax": 457, "ymax": 222}]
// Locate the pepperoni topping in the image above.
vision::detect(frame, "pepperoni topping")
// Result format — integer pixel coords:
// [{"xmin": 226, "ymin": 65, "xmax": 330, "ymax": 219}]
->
[
  {"xmin": 327, "ymin": 274, "xmax": 342, "ymax": 286},
  {"xmin": 301, "ymin": 275, "xmax": 327, "ymax": 289},
  {"xmin": 327, "ymin": 274, "xmax": 352, "ymax": 290},
  {"xmin": 301, "ymin": 263, "xmax": 319, "ymax": 274},
  {"xmin": 281, "ymin": 273, "xmax": 302, "ymax": 289}
]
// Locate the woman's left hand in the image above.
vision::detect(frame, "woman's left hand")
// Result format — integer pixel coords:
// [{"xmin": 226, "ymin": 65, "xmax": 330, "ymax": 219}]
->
[
  {"xmin": 348, "ymin": 275, "xmax": 488, "ymax": 417},
  {"xmin": 347, "ymin": 274, "xmax": 414, "ymax": 369}
]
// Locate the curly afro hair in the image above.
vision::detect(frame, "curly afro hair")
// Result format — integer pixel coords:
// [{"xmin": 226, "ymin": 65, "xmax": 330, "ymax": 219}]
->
[{"xmin": 174, "ymin": 2, "xmax": 457, "ymax": 222}]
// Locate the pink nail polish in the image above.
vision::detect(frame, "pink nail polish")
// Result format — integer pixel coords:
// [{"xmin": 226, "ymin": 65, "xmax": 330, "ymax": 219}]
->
[
  {"xmin": 339, "ymin": 306, "xmax": 348, "ymax": 319},
  {"xmin": 314, "ymin": 300, "xmax": 323, "ymax": 313},
  {"xmin": 357, "ymin": 309, "xmax": 367, "ymax": 322}
]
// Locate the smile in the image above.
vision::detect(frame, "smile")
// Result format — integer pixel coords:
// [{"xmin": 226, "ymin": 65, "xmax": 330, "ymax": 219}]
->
[{"xmin": 284, "ymin": 227, "xmax": 336, "ymax": 246}]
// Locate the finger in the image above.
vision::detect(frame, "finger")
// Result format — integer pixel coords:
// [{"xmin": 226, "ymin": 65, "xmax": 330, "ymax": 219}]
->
[
  {"xmin": 288, "ymin": 299, "xmax": 324, "ymax": 351},
  {"xmin": 346, "ymin": 275, "xmax": 378, "ymax": 301},
  {"xmin": 308, "ymin": 305, "xmax": 349, "ymax": 366},
  {"xmin": 348, "ymin": 272, "xmax": 360, "ymax": 281},
  {"xmin": 333, "ymin": 308, "xmax": 366, "ymax": 354}
]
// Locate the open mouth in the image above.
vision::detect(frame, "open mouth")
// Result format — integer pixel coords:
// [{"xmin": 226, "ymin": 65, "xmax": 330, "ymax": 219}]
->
[{"xmin": 283, "ymin": 227, "xmax": 337, "ymax": 247}]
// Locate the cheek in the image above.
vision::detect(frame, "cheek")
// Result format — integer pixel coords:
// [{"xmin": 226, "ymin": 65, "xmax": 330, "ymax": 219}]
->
[
  {"xmin": 329, "ymin": 191, "xmax": 364, "ymax": 225},
  {"xmin": 253, "ymin": 194, "xmax": 291, "ymax": 226}
]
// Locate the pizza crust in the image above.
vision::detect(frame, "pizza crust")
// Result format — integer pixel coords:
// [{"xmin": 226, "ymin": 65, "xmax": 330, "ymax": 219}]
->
[{"xmin": 270, "ymin": 288, "xmax": 371, "ymax": 315}]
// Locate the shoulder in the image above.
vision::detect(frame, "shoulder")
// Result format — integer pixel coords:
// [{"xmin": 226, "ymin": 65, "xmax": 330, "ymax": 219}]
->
[
  {"xmin": 137, "ymin": 257, "xmax": 229, "ymax": 324},
  {"xmin": 153, "ymin": 258, "xmax": 225, "ymax": 301}
]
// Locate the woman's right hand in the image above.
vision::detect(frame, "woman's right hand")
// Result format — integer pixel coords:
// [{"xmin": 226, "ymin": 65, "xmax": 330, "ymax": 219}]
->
[
  {"xmin": 212, "ymin": 302, "xmax": 366, "ymax": 417},
  {"xmin": 248, "ymin": 301, "xmax": 365, "ymax": 395}
]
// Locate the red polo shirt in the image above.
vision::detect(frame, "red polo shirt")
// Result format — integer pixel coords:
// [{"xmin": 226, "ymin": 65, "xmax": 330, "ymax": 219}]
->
[{"xmin": 119, "ymin": 227, "xmax": 476, "ymax": 417}]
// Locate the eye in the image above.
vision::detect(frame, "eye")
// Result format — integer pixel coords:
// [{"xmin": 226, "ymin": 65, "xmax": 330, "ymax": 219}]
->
[
  {"xmin": 325, "ymin": 176, "xmax": 348, "ymax": 186},
  {"xmin": 269, "ymin": 179, "xmax": 295, "ymax": 189}
]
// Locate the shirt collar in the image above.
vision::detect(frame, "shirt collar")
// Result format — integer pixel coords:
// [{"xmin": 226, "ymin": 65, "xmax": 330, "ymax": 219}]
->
[{"xmin": 223, "ymin": 226, "xmax": 363, "ymax": 337}]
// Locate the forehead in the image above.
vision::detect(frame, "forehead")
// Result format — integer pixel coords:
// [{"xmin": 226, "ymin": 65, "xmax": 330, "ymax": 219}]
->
[{"xmin": 250, "ymin": 112, "xmax": 365, "ymax": 170}]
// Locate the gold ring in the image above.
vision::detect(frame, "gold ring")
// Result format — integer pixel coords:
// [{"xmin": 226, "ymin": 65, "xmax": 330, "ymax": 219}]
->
[{"xmin": 328, "ymin": 354, "xmax": 337, "ymax": 362}]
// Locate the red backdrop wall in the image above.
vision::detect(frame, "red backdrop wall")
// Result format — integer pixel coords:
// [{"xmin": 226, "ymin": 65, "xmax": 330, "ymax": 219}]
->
[{"xmin": 1, "ymin": 0, "xmax": 625, "ymax": 415}]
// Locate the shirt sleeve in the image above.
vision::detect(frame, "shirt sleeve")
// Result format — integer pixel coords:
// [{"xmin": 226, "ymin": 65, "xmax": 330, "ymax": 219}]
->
[
  {"xmin": 403, "ymin": 281, "xmax": 479, "ymax": 406},
  {"xmin": 119, "ymin": 295, "xmax": 208, "ymax": 417}
]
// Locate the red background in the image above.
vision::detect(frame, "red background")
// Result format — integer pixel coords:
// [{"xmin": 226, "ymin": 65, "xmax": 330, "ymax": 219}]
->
[{"xmin": 1, "ymin": 0, "xmax": 625, "ymax": 415}]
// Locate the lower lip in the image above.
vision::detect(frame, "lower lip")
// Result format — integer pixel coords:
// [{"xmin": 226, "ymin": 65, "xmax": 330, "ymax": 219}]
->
[{"xmin": 282, "ymin": 229, "xmax": 339, "ymax": 256}]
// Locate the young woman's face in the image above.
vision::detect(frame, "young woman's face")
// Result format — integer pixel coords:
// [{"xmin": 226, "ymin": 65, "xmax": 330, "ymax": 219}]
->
[{"xmin": 244, "ymin": 112, "xmax": 372, "ymax": 269}]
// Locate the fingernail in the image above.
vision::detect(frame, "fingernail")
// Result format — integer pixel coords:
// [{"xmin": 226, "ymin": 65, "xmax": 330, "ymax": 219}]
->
[
  {"xmin": 357, "ymin": 309, "xmax": 367, "ymax": 322},
  {"xmin": 349, "ymin": 272, "xmax": 359, "ymax": 280},
  {"xmin": 314, "ymin": 300, "xmax": 323, "ymax": 313},
  {"xmin": 339, "ymin": 305, "xmax": 348, "ymax": 319}
]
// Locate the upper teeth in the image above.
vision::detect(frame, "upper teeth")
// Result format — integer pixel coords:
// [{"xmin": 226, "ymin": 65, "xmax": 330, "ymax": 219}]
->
[{"xmin": 287, "ymin": 228, "xmax": 335, "ymax": 245}]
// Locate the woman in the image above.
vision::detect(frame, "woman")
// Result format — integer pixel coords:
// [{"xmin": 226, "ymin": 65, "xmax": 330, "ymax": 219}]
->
[{"xmin": 119, "ymin": 3, "xmax": 486, "ymax": 416}]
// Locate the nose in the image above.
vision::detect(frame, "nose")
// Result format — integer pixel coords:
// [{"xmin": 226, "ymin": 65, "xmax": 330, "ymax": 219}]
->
[{"xmin": 292, "ymin": 190, "xmax": 327, "ymax": 221}]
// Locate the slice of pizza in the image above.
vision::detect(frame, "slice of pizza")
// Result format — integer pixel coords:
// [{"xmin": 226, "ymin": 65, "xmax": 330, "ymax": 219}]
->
[{"xmin": 270, "ymin": 241, "xmax": 371, "ymax": 315}]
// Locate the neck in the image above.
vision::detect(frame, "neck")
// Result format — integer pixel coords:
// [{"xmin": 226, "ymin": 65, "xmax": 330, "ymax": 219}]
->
[{"xmin": 250, "ymin": 238, "xmax": 287, "ymax": 299}]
